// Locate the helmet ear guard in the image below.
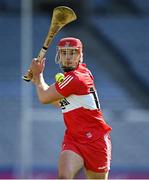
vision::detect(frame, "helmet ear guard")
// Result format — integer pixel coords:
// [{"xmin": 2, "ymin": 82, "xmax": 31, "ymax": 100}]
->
[
  {"xmin": 55, "ymin": 48, "xmax": 60, "ymax": 64},
  {"xmin": 79, "ymin": 51, "xmax": 83, "ymax": 63}
]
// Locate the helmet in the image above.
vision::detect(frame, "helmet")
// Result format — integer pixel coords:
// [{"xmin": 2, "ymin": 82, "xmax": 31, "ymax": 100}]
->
[
  {"xmin": 57, "ymin": 37, "xmax": 83, "ymax": 50},
  {"xmin": 55, "ymin": 37, "xmax": 83, "ymax": 71}
]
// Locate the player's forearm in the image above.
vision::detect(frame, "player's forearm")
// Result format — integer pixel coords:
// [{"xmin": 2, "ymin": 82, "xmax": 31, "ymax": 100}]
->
[{"xmin": 34, "ymin": 74, "xmax": 50, "ymax": 103}]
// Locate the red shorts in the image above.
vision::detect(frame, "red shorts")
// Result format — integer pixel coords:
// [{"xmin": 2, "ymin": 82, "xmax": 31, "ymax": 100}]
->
[{"xmin": 61, "ymin": 132, "xmax": 112, "ymax": 173}]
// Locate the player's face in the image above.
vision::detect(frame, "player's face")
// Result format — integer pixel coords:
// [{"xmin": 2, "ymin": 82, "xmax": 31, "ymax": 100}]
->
[{"xmin": 59, "ymin": 48, "xmax": 81, "ymax": 70}]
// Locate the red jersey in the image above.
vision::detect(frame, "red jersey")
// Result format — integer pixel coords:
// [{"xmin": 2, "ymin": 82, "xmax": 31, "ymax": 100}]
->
[{"xmin": 55, "ymin": 63, "xmax": 112, "ymax": 143}]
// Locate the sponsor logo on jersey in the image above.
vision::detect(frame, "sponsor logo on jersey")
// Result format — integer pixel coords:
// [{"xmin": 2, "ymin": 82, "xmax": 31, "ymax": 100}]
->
[{"xmin": 60, "ymin": 98, "xmax": 70, "ymax": 109}]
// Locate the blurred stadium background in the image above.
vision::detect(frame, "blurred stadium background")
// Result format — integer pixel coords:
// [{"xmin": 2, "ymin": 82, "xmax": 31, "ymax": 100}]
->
[{"xmin": 0, "ymin": 0, "xmax": 149, "ymax": 179}]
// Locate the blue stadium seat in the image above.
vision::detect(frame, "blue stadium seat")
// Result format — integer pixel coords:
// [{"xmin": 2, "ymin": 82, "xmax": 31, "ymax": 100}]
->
[
  {"xmin": 133, "ymin": 0, "xmax": 149, "ymax": 13},
  {"xmin": 92, "ymin": 17, "xmax": 149, "ymax": 87}
]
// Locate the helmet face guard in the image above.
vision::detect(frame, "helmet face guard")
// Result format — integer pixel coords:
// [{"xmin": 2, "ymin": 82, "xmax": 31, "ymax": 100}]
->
[{"xmin": 55, "ymin": 37, "xmax": 83, "ymax": 71}]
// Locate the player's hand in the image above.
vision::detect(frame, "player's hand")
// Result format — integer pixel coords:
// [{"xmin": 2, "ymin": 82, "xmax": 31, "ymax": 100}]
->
[
  {"xmin": 31, "ymin": 58, "xmax": 45, "ymax": 75},
  {"xmin": 30, "ymin": 58, "xmax": 46, "ymax": 84}
]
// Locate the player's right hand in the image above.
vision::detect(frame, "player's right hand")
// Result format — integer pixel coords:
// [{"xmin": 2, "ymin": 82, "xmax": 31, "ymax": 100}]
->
[
  {"xmin": 30, "ymin": 58, "xmax": 46, "ymax": 84},
  {"xmin": 30, "ymin": 58, "xmax": 46, "ymax": 76}
]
